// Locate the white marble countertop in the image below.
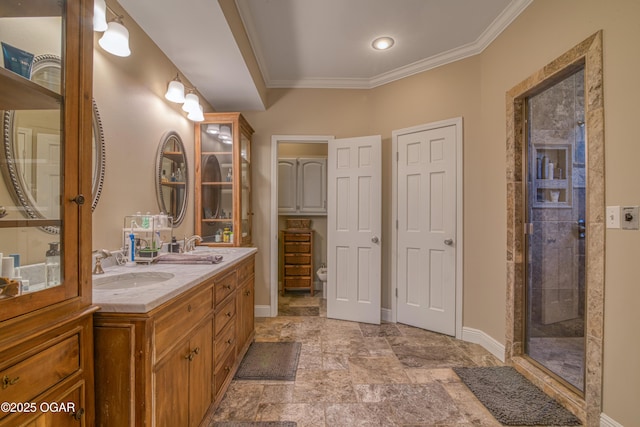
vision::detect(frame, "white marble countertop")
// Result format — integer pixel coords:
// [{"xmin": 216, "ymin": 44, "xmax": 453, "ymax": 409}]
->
[{"xmin": 92, "ymin": 247, "xmax": 257, "ymax": 314}]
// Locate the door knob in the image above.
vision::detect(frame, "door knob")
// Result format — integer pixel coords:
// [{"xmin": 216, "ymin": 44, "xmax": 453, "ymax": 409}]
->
[
  {"xmin": 444, "ymin": 239, "xmax": 454, "ymax": 246},
  {"xmin": 371, "ymin": 236, "xmax": 379, "ymax": 244}
]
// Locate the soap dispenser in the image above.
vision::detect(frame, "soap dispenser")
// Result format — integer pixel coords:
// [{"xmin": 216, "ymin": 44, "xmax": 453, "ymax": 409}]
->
[{"xmin": 45, "ymin": 242, "xmax": 61, "ymax": 287}]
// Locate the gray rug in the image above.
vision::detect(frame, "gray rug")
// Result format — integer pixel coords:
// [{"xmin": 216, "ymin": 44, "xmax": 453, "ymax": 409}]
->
[
  {"xmin": 453, "ymin": 366, "xmax": 581, "ymax": 426},
  {"xmin": 213, "ymin": 422, "xmax": 296, "ymax": 427},
  {"xmin": 235, "ymin": 342, "xmax": 301, "ymax": 381}
]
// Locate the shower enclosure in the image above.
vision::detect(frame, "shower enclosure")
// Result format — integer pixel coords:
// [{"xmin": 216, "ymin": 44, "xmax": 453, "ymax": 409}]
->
[{"xmin": 525, "ymin": 68, "xmax": 586, "ymax": 391}]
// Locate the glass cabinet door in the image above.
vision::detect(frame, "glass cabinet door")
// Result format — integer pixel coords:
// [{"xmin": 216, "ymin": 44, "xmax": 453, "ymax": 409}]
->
[
  {"xmin": 195, "ymin": 113, "xmax": 254, "ymax": 246},
  {"xmin": 0, "ymin": 0, "xmax": 89, "ymax": 320}
]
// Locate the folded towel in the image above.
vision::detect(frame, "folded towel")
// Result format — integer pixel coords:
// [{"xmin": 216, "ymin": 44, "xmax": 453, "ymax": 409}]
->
[{"xmin": 155, "ymin": 254, "xmax": 223, "ymax": 264}]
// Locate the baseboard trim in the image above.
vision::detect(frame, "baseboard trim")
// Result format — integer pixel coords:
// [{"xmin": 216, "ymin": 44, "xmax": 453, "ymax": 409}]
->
[
  {"xmin": 381, "ymin": 308, "xmax": 392, "ymax": 323},
  {"xmin": 255, "ymin": 305, "xmax": 272, "ymax": 318},
  {"xmin": 600, "ymin": 413, "xmax": 623, "ymax": 427},
  {"xmin": 461, "ymin": 327, "xmax": 505, "ymax": 363}
]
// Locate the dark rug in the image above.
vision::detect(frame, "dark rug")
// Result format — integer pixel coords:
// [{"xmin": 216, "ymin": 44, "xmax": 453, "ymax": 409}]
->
[
  {"xmin": 453, "ymin": 366, "xmax": 581, "ymax": 426},
  {"xmin": 278, "ymin": 306, "xmax": 319, "ymax": 316},
  {"xmin": 235, "ymin": 342, "xmax": 301, "ymax": 381},
  {"xmin": 213, "ymin": 422, "xmax": 296, "ymax": 427}
]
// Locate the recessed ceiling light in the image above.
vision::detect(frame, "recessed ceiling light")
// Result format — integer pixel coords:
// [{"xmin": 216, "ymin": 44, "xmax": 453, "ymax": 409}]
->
[{"xmin": 372, "ymin": 36, "xmax": 395, "ymax": 51}]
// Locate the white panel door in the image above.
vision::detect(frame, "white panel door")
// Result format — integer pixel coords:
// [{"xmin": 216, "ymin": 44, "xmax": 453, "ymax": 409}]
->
[
  {"xmin": 397, "ymin": 124, "xmax": 457, "ymax": 335},
  {"xmin": 327, "ymin": 135, "xmax": 381, "ymax": 324},
  {"xmin": 36, "ymin": 133, "xmax": 61, "ymax": 219}
]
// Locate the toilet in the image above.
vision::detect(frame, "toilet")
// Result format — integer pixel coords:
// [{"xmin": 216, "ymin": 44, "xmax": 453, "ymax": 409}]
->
[{"xmin": 316, "ymin": 266, "xmax": 327, "ymax": 299}]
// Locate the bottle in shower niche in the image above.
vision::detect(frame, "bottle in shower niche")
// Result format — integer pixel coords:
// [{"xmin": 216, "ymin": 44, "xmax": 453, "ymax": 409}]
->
[{"xmin": 45, "ymin": 242, "xmax": 61, "ymax": 287}]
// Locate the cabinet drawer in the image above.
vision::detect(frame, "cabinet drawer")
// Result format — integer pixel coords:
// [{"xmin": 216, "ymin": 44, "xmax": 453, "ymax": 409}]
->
[
  {"xmin": 214, "ymin": 349, "xmax": 236, "ymax": 397},
  {"xmin": 0, "ymin": 335, "xmax": 79, "ymax": 406},
  {"xmin": 284, "ymin": 277, "xmax": 311, "ymax": 288},
  {"xmin": 283, "ymin": 233, "xmax": 310, "ymax": 242},
  {"xmin": 237, "ymin": 258, "xmax": 254, "ymax": 284},
  {"xmin": 214, "ymin": 296, "xmax": 236, "ymax": 336},
  {"xmin": 214, "ymin": 321, "xmax": 236, "ymax": 364},
  {"xmin": 215, "ymin": 270, "xmax": 237, "ymax": 304},
  {"xmin": 285, "ymin": 265, "xmax": 311, "ymax": 276},
  {"xmin": 284, "ymin": 242, "xmax": 311, "ymax": 253},
  {"xmin": 284, "ymin": 254, "xmax": 311, "ymax": 265},
  {"xmin": 155, "ymin": 287, "xmax": 213, "ymax": 356}
]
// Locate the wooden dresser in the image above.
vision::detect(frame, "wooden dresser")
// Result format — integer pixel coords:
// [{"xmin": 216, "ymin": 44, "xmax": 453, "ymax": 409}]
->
[{"xmin": 281, "ymin": 229, "xmax": 314, "ymax": 295}]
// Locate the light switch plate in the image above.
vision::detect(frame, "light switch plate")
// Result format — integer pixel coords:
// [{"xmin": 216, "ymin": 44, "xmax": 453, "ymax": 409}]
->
[
  {"xmin": 621, "ymin": 206, "xmax": 639, "ymax": 230},
  {"xmin": 606, "ymin": 206, "xmax": 620, "ymax": 228}
]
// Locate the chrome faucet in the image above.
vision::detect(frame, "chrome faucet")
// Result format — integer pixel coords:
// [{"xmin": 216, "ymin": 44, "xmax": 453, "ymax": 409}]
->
[
  {"xmin": 183, "ymin": 235, "xmax": 203, "ymax": 253},
  {"xmin": 92, "ymin": 249, "xmax": 112, "ymax": 275}
]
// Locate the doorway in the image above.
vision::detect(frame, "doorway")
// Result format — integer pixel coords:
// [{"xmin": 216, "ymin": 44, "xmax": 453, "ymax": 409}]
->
[
  {"xmin": 506, "ymin": 32, "xmax": 604, "ymax": 424},
  {"xmin": 270, "ymin": 135, "xmax": 333, "ymax": 317}
]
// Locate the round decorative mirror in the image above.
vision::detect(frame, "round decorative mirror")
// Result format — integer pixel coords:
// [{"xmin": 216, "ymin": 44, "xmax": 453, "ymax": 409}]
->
[
  {"xmin": 155, "ymin": 131, "xmax": 188, "ymax": 226},
  {"xmin": 1, "ymin": 54, "xmax": 106, "ymax": 234}
]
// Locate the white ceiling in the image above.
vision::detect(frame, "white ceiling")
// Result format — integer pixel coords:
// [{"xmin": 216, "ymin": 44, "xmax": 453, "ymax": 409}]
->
[{"xmin": 118, "ymin": 0, "xmax": 532, "ymax": 112}]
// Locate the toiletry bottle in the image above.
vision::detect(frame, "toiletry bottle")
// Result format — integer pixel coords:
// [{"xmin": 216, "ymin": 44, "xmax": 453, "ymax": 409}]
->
[
  {"xmin": 226, "ymin": 167, "xmax": 232, "ymax": 182},
  {"xmin": 162, "ymin": 169, "xmax": 168, "ymax": 183},
  {"xmin": 129, "ymin": 233, "xmax": 136, "ymax": 262},
  {"xmin": 176, "ymin": 167, "xmax": 182, "ymax": 182},
  {"xmin": 45, "ymin": 242, "xmax": 61, "ymax": 287}
]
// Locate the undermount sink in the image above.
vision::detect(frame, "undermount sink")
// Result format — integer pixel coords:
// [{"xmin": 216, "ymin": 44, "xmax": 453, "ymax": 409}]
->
[{"xmin": 93, "ymin": 272, "xmax": 174, "ymax": 289}]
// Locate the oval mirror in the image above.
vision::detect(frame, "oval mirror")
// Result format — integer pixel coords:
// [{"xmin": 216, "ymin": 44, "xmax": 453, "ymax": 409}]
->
[
  {"xmin": 1, "ymin": 54, "xmax": 106, "ymax": 234},
  {"xmin": 155, "ymin": 131, "xmax": 188, "ymax": 226}
]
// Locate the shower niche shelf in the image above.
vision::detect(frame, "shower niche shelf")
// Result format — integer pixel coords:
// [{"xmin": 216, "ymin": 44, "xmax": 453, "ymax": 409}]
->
[{"xmin": 532, "ymin": 143, "xmax": 572, "ymax": 208}]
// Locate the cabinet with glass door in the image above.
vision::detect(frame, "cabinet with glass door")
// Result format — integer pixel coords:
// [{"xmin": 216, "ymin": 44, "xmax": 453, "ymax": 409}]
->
[
  {"xmin": 195, "ymin": 113, "xmax": 253, "ymax": 246},
  {"xmin": 0, "ymin": 0, "xmax": 95, "ymax": 425}
]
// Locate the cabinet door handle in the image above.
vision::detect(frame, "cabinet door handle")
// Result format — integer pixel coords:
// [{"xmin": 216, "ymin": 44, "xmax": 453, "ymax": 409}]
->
[
  {"xmin": 244, "ymin": 290, "xmax": 251, "ymax": 296},
  {"xmin": 193, "ymin": 347, "xmax": 200, "ymax": 355},
  {"xmin": 226, "ymin": 311, "xmax": 232, "ymax": 317},
  {"xmin": 71, "ymin": 194, "xmax": 85, "ymax": 205},
  {"xmin": 71, "ymin": 408, "xmax": 85, "ymax": 420},
  {"xmin": 227, "ymin": 338, "xmax": 235, "ymax": 345},
  {"xmin": 2, "ymin": 375, "xmax": 19, "ymax": 389},
  {"xmin": 224, "ymin": 284, "xmax": 232, "ymax": 290}
]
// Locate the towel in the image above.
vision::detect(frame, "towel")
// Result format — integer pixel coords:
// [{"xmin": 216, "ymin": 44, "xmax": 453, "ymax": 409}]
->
[{"xmin": 155, "ymin": 253, "xmax": 223, "ymax": 264}]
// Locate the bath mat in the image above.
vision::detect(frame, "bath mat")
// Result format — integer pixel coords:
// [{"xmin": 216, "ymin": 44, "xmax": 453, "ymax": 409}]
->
[
  {"xmin": 235, "ymin": 342, "xmax": 301, "ymax": 381},
  {"xmin": 213, "ymin": 422, "xmax": 296, "ymax": 427},
  {"xmin": 453, "ymin": 366, "xmax": 581, "ymax": 425}
]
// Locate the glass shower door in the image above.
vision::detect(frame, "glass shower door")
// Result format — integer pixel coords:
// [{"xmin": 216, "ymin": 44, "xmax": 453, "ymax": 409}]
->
[{"xmin": 525, "ymin": 68, "xmax": 586, "ymax": 392}]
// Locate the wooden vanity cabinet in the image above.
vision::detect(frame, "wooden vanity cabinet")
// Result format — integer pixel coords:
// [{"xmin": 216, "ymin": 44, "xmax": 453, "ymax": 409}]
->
[
  {"xmin": 281, "ymin": 229, "xmax": 315, "ymax": 295},
  {"xmin": 94, "ymin": 255, "xmax": 255, "ymax": 426},
  {"xmin": 0, "ymin": 1, "xmax": 96, "ymax": 426}
]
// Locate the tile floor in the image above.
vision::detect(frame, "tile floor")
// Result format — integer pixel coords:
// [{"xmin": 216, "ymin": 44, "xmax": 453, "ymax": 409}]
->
[{"xmin": 205, "ymin": 293, "xmax": 509, "ymax": 426}]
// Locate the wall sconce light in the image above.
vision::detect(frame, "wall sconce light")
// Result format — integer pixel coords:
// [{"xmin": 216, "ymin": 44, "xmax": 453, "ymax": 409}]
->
[
  {"xmin": 187, "ymin": 104, "xmax": 205, "ymax": 122},
  {"xmin": 182, "ymin": 91, "xmax": 200, "ymax": 114},
  {"xmin": 165, "ymin": 74, "xmax": 185, "ymax": 103},
  {"xmin": 99, "ymin": 15, "xmax": 131, "ymax": 57},
  {"xmin": 94, "ymin": 0, "xmax": 108, "ymax": 32}
]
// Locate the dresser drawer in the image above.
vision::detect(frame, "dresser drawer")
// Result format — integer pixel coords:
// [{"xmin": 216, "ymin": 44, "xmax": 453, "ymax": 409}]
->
[
  {"xmin": 284, "ymin": 277, "xmax": 312, "ymax": 288},
  {"xmin": 214, "ymin": 296, "xmax": 236, "ymax": 336},
  {"xmin": 283, "ymin": 233, "xmax": 311, "ymax": 242},
  {"xmin": 284, "ymin": 242, "xmax": 311, "ymax": 253},
  {"xmin": 214, "ymin": 270, "xmax": 237, "ymax": 304},
  {"xmin": 237, "ymin": 258, "xmax": 254, "ymax": 284},
  {"xmin": 284, "ymin": 254, "xmax": 311, "ymax": 265},
  {"xmin": 214, "ymin": 321, "xmax": 236, "ymax": 364},
  {"xmin": 214, "ymin": 349, "xmax": 236, "ymax": 397},
  {"xmin": 285, "ymin": 265, "xmax": 311, "ymax": 276},
  {"xmin": 155, "ymin": 286, "xmax": 213, "ymax": 356},
  {"xmin": 0, "ymin": 334, "xmax": 79, "ymax": 406}
]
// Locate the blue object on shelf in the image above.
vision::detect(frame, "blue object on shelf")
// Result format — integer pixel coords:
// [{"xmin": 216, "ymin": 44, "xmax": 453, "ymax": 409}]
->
[{"xmin": 2, "ymin": 42, "xmax": 34, "ymax": 78}]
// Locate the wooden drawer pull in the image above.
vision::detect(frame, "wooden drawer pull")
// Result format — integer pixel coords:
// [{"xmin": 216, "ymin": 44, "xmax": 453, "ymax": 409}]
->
[
  {"xmin": 226, "ymin": 338, "xmax": 235, "ymax": 345},
  {"xmin": 224, "ymin": 366, "xmax": 231, "ymax": 372},
  {"xmin": 223, "ymin": 284, "xmax": 232, "ymax": 290},
  {"xmin": 226, "ymin": 311, "xmax": 232, "ymax": 317},
  {"xmin": 244, "ymin": 290, "xmax": 251, "ymax": 296},
  {"xmin": 71, "ymin": 408, "xmax": 85, "ymax": 420},
  {"xmin": 2, "ymin": 375, "xmax": 19, "ymax": 389}
]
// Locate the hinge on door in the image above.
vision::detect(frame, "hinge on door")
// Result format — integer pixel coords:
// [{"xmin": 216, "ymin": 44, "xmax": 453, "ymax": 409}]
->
[
  {"xmin": 396, "ymin": 219, "xmax": 398, "ymax": 230},
  {"xmin": 524, "ymin": 223, "xmax": 534, "ymax": 235},
  {"xmin": 395, "ymin": 288, "xmax": 398, "ymax": 297},
  {"xmin": 396, "ymin": 151, "xmax": 399, "ymax": 162}
]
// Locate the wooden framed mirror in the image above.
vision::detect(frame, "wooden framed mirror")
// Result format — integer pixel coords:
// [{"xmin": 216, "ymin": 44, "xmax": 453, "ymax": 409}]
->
[
  {"xmin": 155, "ymin": 131, "xmax": 188, "ymax": 226},
  {"xmin": 1, "ymin": 54, "xmax": 105, "ymax": 234}
]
